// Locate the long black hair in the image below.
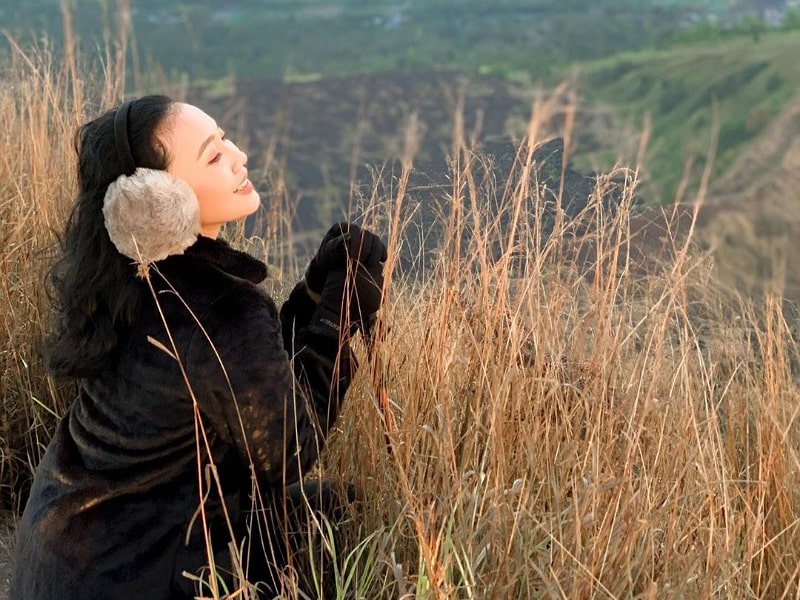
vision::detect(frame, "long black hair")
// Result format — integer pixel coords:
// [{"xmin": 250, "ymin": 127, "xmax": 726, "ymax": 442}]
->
[{"xmin": 47, "ymin": 95, "xmax": 176, "ymax": 379}]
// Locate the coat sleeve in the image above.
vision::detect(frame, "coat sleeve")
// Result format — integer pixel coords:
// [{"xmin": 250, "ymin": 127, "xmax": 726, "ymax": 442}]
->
[
  {"xmin": 184, "ymin": 284, "xmax": 352, "ymax": 489},
  {"xmin": 279, "ymin": 279, "xmax": 355, "ymax": 435}
]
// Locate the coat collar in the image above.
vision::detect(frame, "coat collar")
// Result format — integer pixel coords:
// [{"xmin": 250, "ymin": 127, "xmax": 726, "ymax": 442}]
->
[{"xmin": 181, "ymin": 235, "xmax": 268, "ymax": 284}]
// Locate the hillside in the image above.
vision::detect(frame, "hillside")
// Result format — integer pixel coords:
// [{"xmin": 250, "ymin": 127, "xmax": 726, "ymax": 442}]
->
[
  {"xmin": 572, "ymin": 29, "xmax": 800, "ymax": 204},
  {"xmin": 0, "ymin": 0, "xmax": 778, "ymax": 82},
  {"xmin": 561, "ymin": 29, "xmax": 800, "ymax": 300},
  {"xmin": 696, "ymin": 94, "xmax": 800, "ymax": 301}
]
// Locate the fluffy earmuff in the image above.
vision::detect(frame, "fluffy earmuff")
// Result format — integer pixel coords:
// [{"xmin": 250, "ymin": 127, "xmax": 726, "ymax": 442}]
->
[{"xmin": 102, "ymin": 168, "xmax": 201, "ymax": 265}]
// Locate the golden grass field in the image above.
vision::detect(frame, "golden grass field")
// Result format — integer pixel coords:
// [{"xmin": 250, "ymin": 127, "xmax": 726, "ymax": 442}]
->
[{"xmin": 2, "ymin": 31, "xmax": 800, "ymax": 600}]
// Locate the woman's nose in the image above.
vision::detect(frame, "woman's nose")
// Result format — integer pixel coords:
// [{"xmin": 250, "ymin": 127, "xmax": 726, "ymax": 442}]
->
[{"xmin": 229, "ymin": 143, "xmax": 247, "ymax": 170}]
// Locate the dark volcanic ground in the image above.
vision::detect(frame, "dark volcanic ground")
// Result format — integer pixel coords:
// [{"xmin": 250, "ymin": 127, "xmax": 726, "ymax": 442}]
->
[
  {"xmin": 179, "ymin": 69, "xmax": 800, "ymax": 303},
  {"xmin": 190, "ymin": 71, "xmax": 634, "ymax": 255}
]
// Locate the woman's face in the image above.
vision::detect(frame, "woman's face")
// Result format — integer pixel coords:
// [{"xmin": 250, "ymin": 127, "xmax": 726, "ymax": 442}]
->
[{"xmin": 164, "ymin": 103, "xmax": 260, "ymax": 238}]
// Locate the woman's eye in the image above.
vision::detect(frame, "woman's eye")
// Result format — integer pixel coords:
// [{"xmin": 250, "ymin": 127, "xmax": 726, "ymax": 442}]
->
[{"xmin": 209, "ymin": 152, "xmax": 222, "ymax": 164}]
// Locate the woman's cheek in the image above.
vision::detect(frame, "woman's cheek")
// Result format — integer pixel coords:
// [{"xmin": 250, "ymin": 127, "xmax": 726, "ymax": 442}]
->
[{"xmin": 194, "ymin": 184, "xmax": 217, "ymax": 218}]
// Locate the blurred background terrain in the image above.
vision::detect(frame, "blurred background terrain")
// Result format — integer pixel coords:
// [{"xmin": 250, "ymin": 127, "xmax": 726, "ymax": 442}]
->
[{"xmin": 4, "ymin": 0, "xmax": 800, "ymax": 299}]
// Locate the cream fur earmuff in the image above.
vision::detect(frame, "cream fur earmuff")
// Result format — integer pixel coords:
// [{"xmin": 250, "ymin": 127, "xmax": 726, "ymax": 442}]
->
[{"xmin": 102, "ymin": 168, "xmax": 201, "ymax": 265}]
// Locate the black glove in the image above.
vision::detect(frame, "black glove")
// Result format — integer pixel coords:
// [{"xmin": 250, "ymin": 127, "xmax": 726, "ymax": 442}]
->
[
  {"xmin": 308, "ymin": 258, "xmax": 385, "ymax": 340},
  {"xmin": 305, "ymin": 223, "xmax": 387, "ymax": 298}
]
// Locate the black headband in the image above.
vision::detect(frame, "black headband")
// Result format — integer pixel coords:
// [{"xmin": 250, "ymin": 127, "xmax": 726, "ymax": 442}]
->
[{"xmin": 114, "ymin": 99, "xmax": 137, "ymax": 176}]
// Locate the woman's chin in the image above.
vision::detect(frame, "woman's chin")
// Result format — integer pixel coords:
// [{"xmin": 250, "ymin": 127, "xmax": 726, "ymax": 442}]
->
[
  {"xmin": 232, "ymin": 189, "xmax": 261, "ymax": 217},
  {"xmin": 243, "ymin": 190, "xmax": 261, "ymax": 215}
]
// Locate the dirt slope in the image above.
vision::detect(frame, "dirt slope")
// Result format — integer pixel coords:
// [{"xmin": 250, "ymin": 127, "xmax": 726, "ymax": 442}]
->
[{"xmin": 697, "ymin": 94, "xmax": 800, "ymax": 300}]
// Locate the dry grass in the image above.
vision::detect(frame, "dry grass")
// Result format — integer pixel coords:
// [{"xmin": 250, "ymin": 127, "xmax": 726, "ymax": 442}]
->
[
  {"xmin": 2, "ymin": 27, "xmax": 800, "ymax": 600},
  {"xmin": 314, "ymin": 104, "xmax": 800, "ymax": 598},
  {"xmin": 0, "ymin": 37, "xmax": 90, "ymax": 512}
]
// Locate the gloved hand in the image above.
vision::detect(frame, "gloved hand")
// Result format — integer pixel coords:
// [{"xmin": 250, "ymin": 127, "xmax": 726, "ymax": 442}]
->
[
  {"xmin": 305, "ymin": 223, "xmax": 386, "ymax": 299},
  {"xmin": 308, "ymin": 243, "xmax": 386, "ymax": 340}
]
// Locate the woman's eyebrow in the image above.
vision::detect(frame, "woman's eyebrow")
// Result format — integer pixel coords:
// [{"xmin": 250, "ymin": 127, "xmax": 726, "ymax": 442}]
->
[{"xmin": 196, "ymin": 133, "xmax": 216, "ymax": 160}]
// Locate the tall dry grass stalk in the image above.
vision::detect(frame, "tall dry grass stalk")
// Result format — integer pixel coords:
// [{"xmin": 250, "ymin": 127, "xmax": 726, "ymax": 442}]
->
[
  {"xmin": 2, "ymin": 23, "xmax": 800, "ymax": 600},
  {"xmin": 0, "ymin": 2, "xmax": 130, "ymax": 510},
  {"xmin": 312, "ymin": 93, "xmax": 800, "ymax": 597}
]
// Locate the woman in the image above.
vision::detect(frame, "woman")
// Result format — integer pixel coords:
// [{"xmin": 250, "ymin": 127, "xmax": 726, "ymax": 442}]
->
[{"xmin": 10, "ymin": 95, "xmax": 386, "ymax": 599}]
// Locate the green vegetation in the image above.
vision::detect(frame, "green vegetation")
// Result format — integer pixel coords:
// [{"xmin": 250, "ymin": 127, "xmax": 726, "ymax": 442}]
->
[
  {"xmin": 0, "ymin": 0, "xmax": 763, "ymax": 83},
  {"xmin": 571, "ymin": 29, "xmax": 800, "ymax": 203}
]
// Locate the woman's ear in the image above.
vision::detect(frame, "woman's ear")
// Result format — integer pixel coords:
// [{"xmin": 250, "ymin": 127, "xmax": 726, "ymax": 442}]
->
[{"xmin": 103, "ymin": 168, "xmax": 201, "ymax": 265}]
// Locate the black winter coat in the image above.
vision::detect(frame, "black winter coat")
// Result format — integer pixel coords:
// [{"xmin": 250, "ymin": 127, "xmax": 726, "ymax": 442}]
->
[{"xmin": 10, "ymin": 236, "xmax": 352, "ymax": 599}]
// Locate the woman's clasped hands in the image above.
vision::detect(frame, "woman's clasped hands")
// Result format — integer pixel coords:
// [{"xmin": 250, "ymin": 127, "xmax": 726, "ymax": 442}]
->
[{"xmin": 305, "ymin": 223, "xmax": 387, "ymax": 340}]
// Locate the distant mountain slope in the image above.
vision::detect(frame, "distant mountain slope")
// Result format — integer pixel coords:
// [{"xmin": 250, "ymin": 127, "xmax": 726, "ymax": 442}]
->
[
  {"xmin": 709, "ymin": 93, "xmax": 800, "ymax": 200},
  {"xmin": 564, "ymin": 28, "xmax": 800, "ymax": 300},
  {"xmin": 0, "ymin": 0, "xmax": 771, "ymax": 82},
  {"xmin": 697, "ymin": 94, "xmax": 800, "ymax": 299},
  {"xmin": 573, "ymin": 30, "xmax": 800, "ymax": 205},
  {"xmin": 582, "ymin": 91, "xmax": 800, "ymax": 302}
]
